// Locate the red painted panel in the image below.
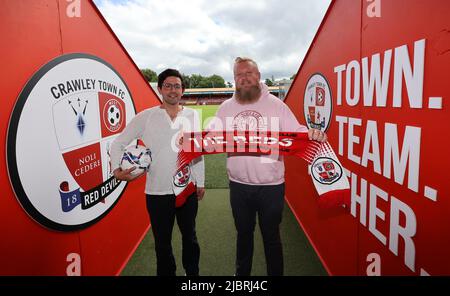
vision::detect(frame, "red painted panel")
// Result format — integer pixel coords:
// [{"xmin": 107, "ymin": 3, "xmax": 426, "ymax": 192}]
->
[
  {"xmin": 285, "ymin": 0, "xmax": 362, "ymax": 275},
  {"xmin": 0, "ymin": 0, "xmax": 79, "ymax": 276},
  {"xmin": 357, "ymin": 0, "xmax": 450, "ymax": 275},
  {"xmin": 0, "ymin": 0, "xmax": 159, "ymax": 275},
  {"xmin": 286, "ymin": 0, "xmax": 450, "ymax": 275}
]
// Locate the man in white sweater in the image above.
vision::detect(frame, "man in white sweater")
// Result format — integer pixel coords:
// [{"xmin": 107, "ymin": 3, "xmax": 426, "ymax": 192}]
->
[{"xmin": 110, "ymin": 69, "xmax": 205, "ymax": 276}]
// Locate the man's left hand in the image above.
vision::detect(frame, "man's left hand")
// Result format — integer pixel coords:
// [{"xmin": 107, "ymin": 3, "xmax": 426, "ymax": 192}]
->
[
  {"xmin": 308, "ymin": 128, "xmax": 327, "ymax": 142},
  {"xmin": 197, "ymin": 187, "xmax": 205, "ymax": 201}
]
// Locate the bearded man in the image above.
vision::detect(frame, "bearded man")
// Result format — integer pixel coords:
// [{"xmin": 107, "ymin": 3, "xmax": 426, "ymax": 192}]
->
[{"xmin": 208, "ymin": 57, "xmax": 327, "ymax": 276}]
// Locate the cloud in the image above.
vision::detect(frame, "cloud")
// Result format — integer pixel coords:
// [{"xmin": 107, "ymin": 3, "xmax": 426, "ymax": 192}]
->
[{"xmin": 93, "ymin": 0, "xmax": 331, "ymax": 82}]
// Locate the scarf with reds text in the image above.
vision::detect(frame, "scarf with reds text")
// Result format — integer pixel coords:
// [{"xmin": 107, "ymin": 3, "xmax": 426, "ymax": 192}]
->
[{"xmin": 173, "ymin": 130, "xmax": 350, "ymax": 209}]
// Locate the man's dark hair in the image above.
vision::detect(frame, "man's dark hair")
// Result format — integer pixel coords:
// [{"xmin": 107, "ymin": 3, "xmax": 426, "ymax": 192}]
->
[{"xmin": 157, "ymin": 68, "xmax": 185, "ymax": 89}]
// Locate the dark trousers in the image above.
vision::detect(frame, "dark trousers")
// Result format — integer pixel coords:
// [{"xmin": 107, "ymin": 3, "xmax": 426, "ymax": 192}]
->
[
  {"xmin": 229, "ymin": 181, "xmax": 285, "ymax": 276},
  {"xmin": 146, "ymin": 193, "xmax": 200, "ymax": 276}
]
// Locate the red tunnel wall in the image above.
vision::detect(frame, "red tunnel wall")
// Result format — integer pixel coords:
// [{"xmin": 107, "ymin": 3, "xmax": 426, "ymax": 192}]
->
[
  {"xmin": 0, "ymin": 0, "xmax": 160, "ymax": 275},
  {"xmin": 285, "ymin": 0, "xmax": 450, "ymax": 275}
]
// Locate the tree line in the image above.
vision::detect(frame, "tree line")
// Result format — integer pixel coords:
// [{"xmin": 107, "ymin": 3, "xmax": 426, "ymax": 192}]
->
[
  {"xmin": 140, "ymin": 68, "xmax": 296, "ymax": 89},
  {"xmin": 140, "ymin": 68, "xmax": 228, "ymax": 88}
]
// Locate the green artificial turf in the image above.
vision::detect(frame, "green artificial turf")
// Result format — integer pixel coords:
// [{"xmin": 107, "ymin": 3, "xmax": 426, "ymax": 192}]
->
[
  {"xmin": 121, "ymin": 189, "xmax": 326, "ymax": 276},
  {"xmin": 204, "ymin": 154, "xmax": 228, "ymax": 189},
  {"xmin": 187, "ymin": 105, "xmax": 220, "ymax": 129}
]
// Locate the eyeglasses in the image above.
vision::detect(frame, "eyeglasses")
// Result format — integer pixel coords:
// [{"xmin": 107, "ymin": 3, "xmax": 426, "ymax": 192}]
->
[{"xmin": 162, "ymin": 82, "xmax": 183, "ymax": 90}]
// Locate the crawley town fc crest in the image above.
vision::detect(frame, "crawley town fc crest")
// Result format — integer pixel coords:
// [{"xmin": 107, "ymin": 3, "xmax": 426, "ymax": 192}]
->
[
  {"xmin": 303, "ymin": 73, "xmax": 332, "ymax": 132},
  {"xmin": 311, "ymin": 157, "xmax": 343, "ymax": 185},
  {"xmin": 173, "ymin": 165, "xmax": 191, "ymax": 188},
  {"xmin": 7, "ymin": 53, "xmax": 136, "ymax": 231}
]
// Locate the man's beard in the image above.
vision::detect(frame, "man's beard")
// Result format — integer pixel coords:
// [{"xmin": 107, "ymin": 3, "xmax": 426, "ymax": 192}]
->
[{"xmin": 235, "ymin": 84, "xmax": 261, "ymax": 103}]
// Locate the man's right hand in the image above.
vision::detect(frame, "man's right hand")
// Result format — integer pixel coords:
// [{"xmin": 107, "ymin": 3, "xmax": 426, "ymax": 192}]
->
[{"xmin": 113, "ymin": 167, "xmax": 143, "ymax": 181}]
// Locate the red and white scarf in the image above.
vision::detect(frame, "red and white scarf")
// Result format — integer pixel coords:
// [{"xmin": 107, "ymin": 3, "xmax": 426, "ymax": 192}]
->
[{"xmin": 173, "ymin": 131, "xmax": 350, "ymax": 208}]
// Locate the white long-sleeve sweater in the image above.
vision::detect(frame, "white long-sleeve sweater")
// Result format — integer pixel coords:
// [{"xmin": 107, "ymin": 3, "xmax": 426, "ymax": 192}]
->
[{"xmin": 110, "ymin": 106, "xmax": 204, "ymax": 195}]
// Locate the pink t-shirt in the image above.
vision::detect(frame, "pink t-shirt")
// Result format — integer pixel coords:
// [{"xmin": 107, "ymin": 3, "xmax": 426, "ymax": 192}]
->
[{"xmin": 208, "ymin": 83, "xmax": 308, "ymax": 185}]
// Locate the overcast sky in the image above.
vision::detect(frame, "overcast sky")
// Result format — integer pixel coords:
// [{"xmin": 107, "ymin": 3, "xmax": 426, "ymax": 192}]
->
[{"xmin": 93, "ymin": 0, "xmax": 331, "ymax": 83}]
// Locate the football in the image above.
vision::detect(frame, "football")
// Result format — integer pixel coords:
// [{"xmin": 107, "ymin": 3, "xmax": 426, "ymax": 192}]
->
[
  {"xmin": 120, "ymin": 144, "xmax": 152, "ymax": 176},
  {"xmin": 108, "ymin": 104, "xmax": 121, "ymax": 126}
]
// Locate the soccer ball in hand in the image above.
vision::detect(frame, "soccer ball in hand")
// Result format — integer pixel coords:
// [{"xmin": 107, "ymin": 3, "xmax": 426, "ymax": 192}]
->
[{"xmin": 120, "ymin": 145, "xmax": 152, "ymax": 176}]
